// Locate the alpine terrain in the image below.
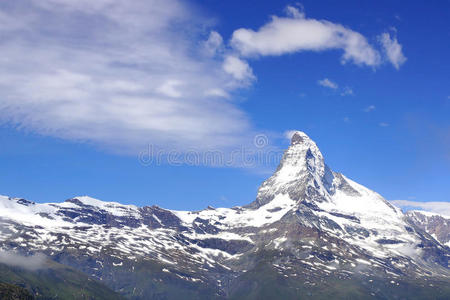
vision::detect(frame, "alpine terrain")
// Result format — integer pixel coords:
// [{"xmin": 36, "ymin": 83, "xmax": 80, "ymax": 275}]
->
[{"xmin": 1, "ymin": 131, "xmax": 449, "ymax": 299}]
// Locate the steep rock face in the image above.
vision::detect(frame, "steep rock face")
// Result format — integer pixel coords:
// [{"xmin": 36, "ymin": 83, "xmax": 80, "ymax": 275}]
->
[
  {"xmin": 250, "ymin": 131, "xmax": 334, "ymax": 208},
  {"xmin": 406, "ymin": 211, "xmax": 450, "ymax": 248},
  {"xmin": 0, "ymin": 131, "xmax": 449, "ymax": 299}
]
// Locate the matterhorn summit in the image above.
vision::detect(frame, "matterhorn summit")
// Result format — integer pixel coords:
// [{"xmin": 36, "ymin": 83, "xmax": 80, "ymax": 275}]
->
[{"xmin": 251, "ymin": 131, "xmax": 334, "ymax": 208}]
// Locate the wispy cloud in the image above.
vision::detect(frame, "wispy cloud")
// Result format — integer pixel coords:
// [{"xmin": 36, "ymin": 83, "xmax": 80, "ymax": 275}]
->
[
  {"xmin": 0, "ymin": 0, "xmax": 254, "ymax": 154},
  {"xmin": 317, "ymin": 79, "xmax": 354, "ymax": 96},
  {"xmin": 340, "ymin": 87, "xmax": 354, "ymax": 96},
  {"xmin": 379, "ymin": 122, "xmax": 390, "ymax": 127},
  {"xmin": 364, "ymin": 105, "xmax": 376, "ymax": 112},
  {"xmin": 318, "ymin": 78, "xmax": 338, "ymax": 89},
  {"xmin": 203, "ymin": 31, "xmax": 224, "ymax": 56},
  {"xmin": 378, "ymin": 31, "xmax": 407, "ymax": 70},
  {"xmin": 285, "ymin": 4, "xmax": 305, "ymax": 19},
  {"xmin": 391, "ymin": 200, "xmax": 450, "ymax": 217},
  {"xmin": 222, "ymin": 56, "xmax": 255, "ymax": 83}
]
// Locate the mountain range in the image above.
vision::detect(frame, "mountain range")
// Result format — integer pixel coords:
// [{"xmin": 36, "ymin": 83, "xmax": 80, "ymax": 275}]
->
[{"xmin": 1, "ymin": 131, "xmax": 449, "ymax": 299}]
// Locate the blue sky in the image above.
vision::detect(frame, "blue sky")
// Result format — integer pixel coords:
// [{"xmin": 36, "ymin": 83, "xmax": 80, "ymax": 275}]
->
[{"xmin": 0, "ymin": 0, "xmax": 448, "ymax": 211}]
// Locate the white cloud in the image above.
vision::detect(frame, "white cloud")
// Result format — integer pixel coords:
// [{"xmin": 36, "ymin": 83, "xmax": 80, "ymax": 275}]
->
[
  {"xmin": 203, "ymin": 31, "xmax": 224, "ymax": 56},
  {"xmin": 157, "ymin": 80, "xmax": 183, "ymax": 98},
  {"xmin": 390, "ymin": 200, "xmax": 450, "ymax": 217},
  {"xmin": 379, "ymin": 32, "xmax": 407, "ymax": 69},
  {"xmin": 231, "ymin": 7, "xmax": 381, "ymax": 67},
  {"xmin": 204, "ymin": 88, "xmax": 229, "ymax": 98},
  {"xmin": 318, "ymin": 78, "xmax": 338, "ymax": 89},
  {"xmin": 317, "ymin": 79, "xmax": 354, "ymax": 95},
  {"xmin": 222, "ymin": 56, "xmax": 255, "ymax": 83},
  {"xmin": 364, "ymin": 105, "xmax": 376, "ymax": 112},
  {"xmin": 379, "ymin": 122, "xmax": 390, "ymax": 127},
  {"xmin": 341, "ymin": 86, "xmax": 354, "ymax": 96},
  {"xmin": 0, "ymin": 0, "xmax": 253, "ymax": 154},
  {"xmin": 285, "ymin": 5, "xmax": 305, "ymax": 19}
]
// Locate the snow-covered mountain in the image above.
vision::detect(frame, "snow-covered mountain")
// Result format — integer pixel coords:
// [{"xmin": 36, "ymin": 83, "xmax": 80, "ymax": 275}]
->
[
  {"xmin": 406, "ymin": 210, "xmax": 450, "ymax": 248},
  {"xmin": 1, "ymin": 131, "xmax": 449, "ymax": 299}
]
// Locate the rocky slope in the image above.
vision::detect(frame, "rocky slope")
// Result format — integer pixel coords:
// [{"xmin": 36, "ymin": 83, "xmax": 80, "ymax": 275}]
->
[
  {"xmin": 406, "ymin": 210, "xmax": 450, "ymax": 248},
  {"xmin": 0, "ymin": 131, "xmax": 449, "ymax": 299}
]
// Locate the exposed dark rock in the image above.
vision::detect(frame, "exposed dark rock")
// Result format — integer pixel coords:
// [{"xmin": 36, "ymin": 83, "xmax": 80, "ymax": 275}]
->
[{"xmin": 376, "ymin": 239, "xmax": 405, "ymax": 245}]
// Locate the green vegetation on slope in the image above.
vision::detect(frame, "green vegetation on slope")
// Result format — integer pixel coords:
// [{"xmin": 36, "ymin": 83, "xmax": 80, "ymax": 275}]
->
[
  {"xmin": 0, "ymin": 282, "xmax": 33, "ymax": 300},
  {"xmin": 0, "ymin": 260, "xmax": 124, "ymax": 300}
]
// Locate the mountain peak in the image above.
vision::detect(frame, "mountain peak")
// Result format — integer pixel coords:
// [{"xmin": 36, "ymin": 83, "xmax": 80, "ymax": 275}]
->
[
  {"xmin": 250, "ymin": 130, "xmax": 332, "ymax": 208},
  {"xmin": 286, "ymin": 131, "xmax": 321, "ymax": 158},
  {"xmin": 283, "ymin": 131, "xmax": 325, "ymax": 175},
  {"xmin": 290, "ymin": 131, "xmax": 310, "ymax": 145},
  {"xmin": 69, "ymin": 196, "xmax": 108, "ymax": 207}
]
